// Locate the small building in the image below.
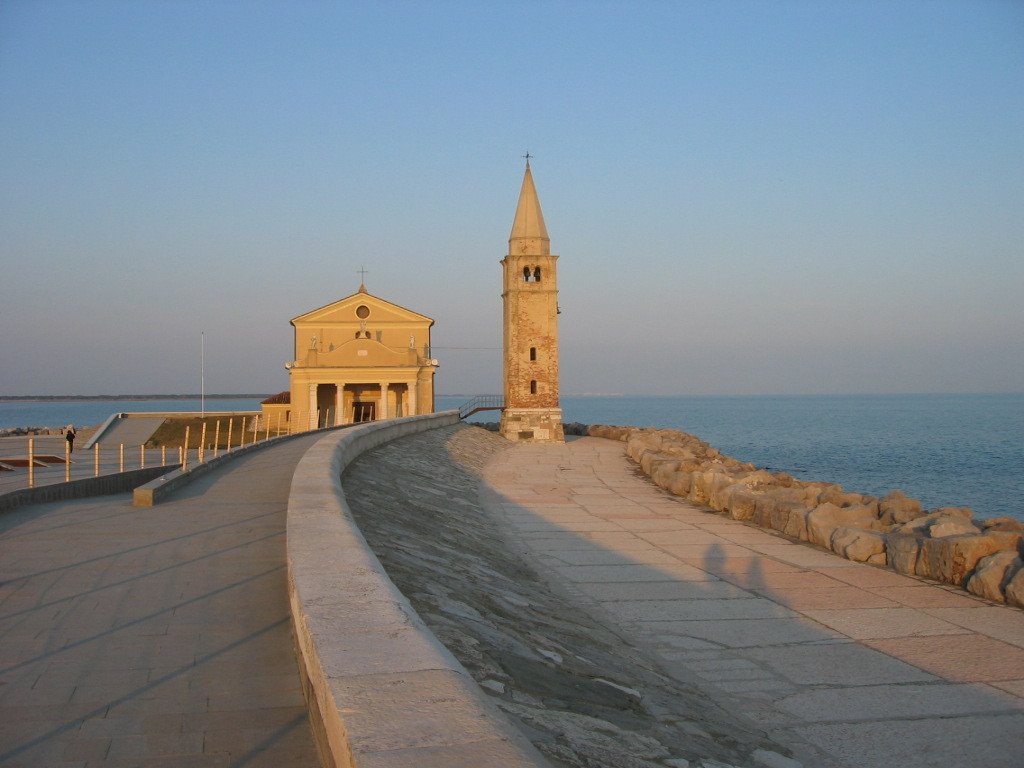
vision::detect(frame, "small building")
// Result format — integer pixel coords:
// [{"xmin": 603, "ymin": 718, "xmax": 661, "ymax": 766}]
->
[
  {"xmin": 285, "ymin": 285, "xmax": 437, "ymax": 430},
  {"xmin": 260, "ymin": 391, "xmax": 291, "ymax": 432}
]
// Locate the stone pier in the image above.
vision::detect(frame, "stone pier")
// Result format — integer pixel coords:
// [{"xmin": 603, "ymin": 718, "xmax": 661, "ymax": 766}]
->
[{"xmin": 3, "ymin": 419, "xmax": 1022, "ymax": 768}]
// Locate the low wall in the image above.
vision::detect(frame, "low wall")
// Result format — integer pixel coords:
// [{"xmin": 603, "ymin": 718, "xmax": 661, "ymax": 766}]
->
[
  {"xmin": 286, "ymin": 412, "xmax": 547, "ymax": 768},
  {"xmin": 590, "ymin": 424, "xmax": 1024, "ymax": 608},
  {"xmin": 133, "ymin": 425, "xmax": 347, "ymax": 507},
  {"xmin": 0, "ymin": 465, "xmax": 179, "ymax": 513}
]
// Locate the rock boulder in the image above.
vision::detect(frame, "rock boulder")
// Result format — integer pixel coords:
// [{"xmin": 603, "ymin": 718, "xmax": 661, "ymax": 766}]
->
[
  {"xmin": 887, "ymin": 534, "xmax": 922, "ymax": 576},
  {"xmin": 916, "ymin": 531, "xmax": 1023, "ymax": 586},
  {"xmin": 966, "ymin": 552, "xmax": 1022, "ymax": 603},
  {"xmin": 807, "ymin": 502, "xmax": 879, "ymax": 548},
  {"xmin": 1005, "ymin": 568, "xmax": 1024, "ymax": 609},
  {"xmin": 831, "ymin": 527, "xmax": 887, "ymax": 563},
  {"xmin": 879, "ymin": 490, "xmax": 924, "ymax": 526}
]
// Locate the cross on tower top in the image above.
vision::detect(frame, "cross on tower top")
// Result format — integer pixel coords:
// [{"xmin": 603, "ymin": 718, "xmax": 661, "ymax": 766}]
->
[{"xmin": 523, "ymin": 152, "xmax": 532, "ymax": 167}]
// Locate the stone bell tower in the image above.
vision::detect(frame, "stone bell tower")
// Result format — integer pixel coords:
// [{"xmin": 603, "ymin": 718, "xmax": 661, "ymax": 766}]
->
[{"xmin": 499, "ymin": 159, "xmax": 564, "ymax": 443}]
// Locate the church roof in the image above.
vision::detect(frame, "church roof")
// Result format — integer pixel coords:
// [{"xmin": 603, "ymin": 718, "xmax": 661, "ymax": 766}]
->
[
  {"xmin": 509, "ymin": 161, "xmax": 549, "ymax": 243},
  {"xmin": 290, "ymin": 286, "xmax": 434, "ymax": 326}
]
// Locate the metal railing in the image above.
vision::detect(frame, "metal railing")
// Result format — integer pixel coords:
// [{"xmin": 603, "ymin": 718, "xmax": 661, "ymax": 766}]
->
[
  {"xmin": 458, "ymin": 395, "xmax": 505, "ymax": 420},
  {"xmin": 3, "ymin": 413, "xmax": 298, "ymax": 490}
]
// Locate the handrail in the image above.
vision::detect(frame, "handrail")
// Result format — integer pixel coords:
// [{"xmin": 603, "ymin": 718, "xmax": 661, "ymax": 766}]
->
[{"xmin": 458, "ymin": 394, "xmax": 504, "ymax": 419}]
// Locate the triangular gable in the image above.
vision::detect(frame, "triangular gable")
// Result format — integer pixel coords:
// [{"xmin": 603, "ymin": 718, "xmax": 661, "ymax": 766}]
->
[{"xmin": 291, "ymin": 290, "xmax": 433, "ymax": 326}]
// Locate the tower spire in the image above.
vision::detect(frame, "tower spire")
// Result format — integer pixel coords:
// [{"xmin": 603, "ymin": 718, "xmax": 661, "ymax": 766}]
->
[{"xmin": 509, "ymin": 160, "xmax": 549, "ymax": 252}]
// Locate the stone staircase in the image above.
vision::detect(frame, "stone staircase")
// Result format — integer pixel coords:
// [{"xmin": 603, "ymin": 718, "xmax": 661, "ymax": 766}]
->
[{"xmin": 89, "ymin": 415, "xmax": 166, "ymax": 449}]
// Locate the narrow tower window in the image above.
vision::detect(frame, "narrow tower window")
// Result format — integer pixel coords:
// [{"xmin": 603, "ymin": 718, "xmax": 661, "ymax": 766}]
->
[
  {"xmin": 529, "ymin": 347, "xmax": 537, "ymax": 361},
  {"xmin": 530, "ymin": 380, "xmax": 538, "ymax": 395},
  {"xmin": 534, "ymin": 266, "xmax": 541, "ymax": 282},
  {"xmin": 523, "ymin": 266, "xmax": 531, "ymax": 282}
]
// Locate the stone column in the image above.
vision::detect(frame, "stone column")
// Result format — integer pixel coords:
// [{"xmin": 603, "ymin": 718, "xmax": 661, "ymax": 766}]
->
[
  {"xmin": 308, "ymin": 383, "xmax": 317, "ymax": 430},
  {"xmin": 334, "ymin": 384, "xmax": 345, "ymax": 426},
  {"xmin": 407, "ymin": 379, "xmax": 418, "ymax": 416},
  {"xmin": 379, "ymin": 382, "xmax": 390, "ymax": 420}
]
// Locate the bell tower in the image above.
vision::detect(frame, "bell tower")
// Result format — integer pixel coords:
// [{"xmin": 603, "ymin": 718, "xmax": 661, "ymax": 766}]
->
[{"xmin": 499, "ymin": 159, "xmax": 564, "ymax": 443}]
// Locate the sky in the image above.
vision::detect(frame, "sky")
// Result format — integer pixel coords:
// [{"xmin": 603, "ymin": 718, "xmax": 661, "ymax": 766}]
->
[{"xmin": 1, "ymin": 1, "xmax": 1022, "ymax": 396}]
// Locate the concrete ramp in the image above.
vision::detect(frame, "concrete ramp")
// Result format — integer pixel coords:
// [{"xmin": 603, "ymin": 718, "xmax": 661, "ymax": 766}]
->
[{"xmin": 91, "ymin": 416, "xmax": 166, "ymax": 448}]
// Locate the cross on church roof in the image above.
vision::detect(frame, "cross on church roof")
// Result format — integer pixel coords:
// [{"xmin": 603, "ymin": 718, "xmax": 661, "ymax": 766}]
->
[
  {"xmin": 523, "ymin": 152, "xmax": 532, "ymax": 167},
  {"xmin": 357, "ymin": 266, "xmax": 369, "ymax": 283}
]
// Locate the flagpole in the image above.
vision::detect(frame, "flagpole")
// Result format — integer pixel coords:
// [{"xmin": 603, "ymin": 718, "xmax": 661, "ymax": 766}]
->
[{"xmin": 201, "ymin": 331, "xmax": 205, "ymax": 418}]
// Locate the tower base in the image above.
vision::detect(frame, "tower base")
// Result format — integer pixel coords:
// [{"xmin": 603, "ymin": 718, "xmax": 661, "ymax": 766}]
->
[{"xmin": 500, "ymin": 408, "xmax": 564, "ymax": 443}]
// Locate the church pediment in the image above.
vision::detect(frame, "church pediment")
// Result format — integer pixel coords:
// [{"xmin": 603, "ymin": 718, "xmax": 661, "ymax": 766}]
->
[
  {"xmin": 292, "ymin": 290, "xmax": 433, "ymax": 327},
  {"xmin": 303, "ymin": 337, "xmax": 418, "ymax": 368}
]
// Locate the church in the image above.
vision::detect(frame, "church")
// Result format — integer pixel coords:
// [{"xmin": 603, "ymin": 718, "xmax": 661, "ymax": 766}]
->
[
  {"xmin": 266, "ymin": 159, "xmax": 562, "ymax": 443},
  {"xmin": 271, "ymin": 284, "xmax": 438, "ymax": 430}
]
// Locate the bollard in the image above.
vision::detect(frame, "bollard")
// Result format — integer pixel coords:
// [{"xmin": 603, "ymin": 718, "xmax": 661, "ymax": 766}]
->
[
  {"xmin": 27, "ymin": 437, "xmax": 34, "ymax": 488},
  {"xmin": 199, "ymin": 422, "xmax": 207, "ymax": 463},
  {"xmin": 119, "ymin": 443, "xmax": 124, "ymax": 473},
  {"xmin": 182, "ymin": 426, "xmax": 190, "ymax": 471},
  {"xmin": 178, "ymin": 445, "xmax": 183, "ymax": 465},
  {"xmin": 94, "ymin": 443, "xmax": 100, "ymax": 477},
  {"xmin": 161, "ymin": 445, "xmax": 166, "ymax": 466},
  {"xmin": 65, "ymin": 438, "xmax": 71, "ymax": 482},
  {"xmin": 213, "ymin": 421, "xmax": 221, "ymax": 458},
  {"xmin": 140, "ymin": 444, "xmax": 145, "ymax": 469}
]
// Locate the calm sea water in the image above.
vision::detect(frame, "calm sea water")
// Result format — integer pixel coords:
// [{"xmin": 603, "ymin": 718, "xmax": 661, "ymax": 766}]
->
[
  {"xmin": 4, "ymin": 394, "xmax": 1020, "ymax": 522},
  {"xmin": 0, "ymin": 398, "xmax": 262, "ymax": 430},
  {"xmin": 440, "ymin": 393, "xmax": 1024, "ymax": 522}
]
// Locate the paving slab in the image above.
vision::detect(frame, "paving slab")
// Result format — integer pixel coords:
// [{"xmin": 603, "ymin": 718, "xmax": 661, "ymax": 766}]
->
[
  {"xmin": 603, "ymin": 596, "xmax": 797, "ymax": 622},
  {"xmin": 0, "ymin": 434, "xmax": 322, "ymax": 767},
  {"xmin": 777, "ymin": 682, "xmax": 1020, "ymax": 721},
  {"xmin": 802, "ymin": 607, "xmax": 973, "ymax": 639},
  {"xmin": 795, "ymin": 714, "xmax": 1024, "ymax": 768},
  {"xmin": 741, "ymin": 641, "xmax": 937, "ymax": 686}
]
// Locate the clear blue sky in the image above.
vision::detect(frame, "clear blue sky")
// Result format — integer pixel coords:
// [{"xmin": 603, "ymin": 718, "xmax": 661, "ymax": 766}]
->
[{"xmin": 2, "ymin": 1, "xmax": 1022, "ymax": 395}]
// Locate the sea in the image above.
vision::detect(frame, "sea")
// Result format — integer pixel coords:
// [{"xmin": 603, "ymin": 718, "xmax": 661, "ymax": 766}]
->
[
  {"xmin": 440, "ymin": 393, "xmax": 1024, "ymax": 523},
  {"xmin": 2, "ymin": 393, "xmax": 1021, "ymax": 522},
  {"xmin": 0, "ymin": 398, "xmax": 262, "ymax": 432}
]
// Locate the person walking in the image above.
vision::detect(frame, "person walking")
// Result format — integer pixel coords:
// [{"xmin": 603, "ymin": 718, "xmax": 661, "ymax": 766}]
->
[{"xmin": 65, "ymin": 425, "xmax": 76, "ymax": 454}]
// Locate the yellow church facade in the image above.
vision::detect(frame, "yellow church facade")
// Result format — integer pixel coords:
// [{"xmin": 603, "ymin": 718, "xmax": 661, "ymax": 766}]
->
[{"xmin": 283, "ymin": 285, "xmax": 437, "ymax": 430}]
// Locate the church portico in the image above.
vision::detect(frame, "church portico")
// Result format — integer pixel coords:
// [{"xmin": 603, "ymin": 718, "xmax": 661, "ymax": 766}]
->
[{"xmin": 303, "ymin": 377, "xmax": 423, "ymax": 428}]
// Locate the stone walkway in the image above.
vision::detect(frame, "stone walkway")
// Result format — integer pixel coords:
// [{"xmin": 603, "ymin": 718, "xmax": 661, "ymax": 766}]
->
[
  {"xmin": 0, "ymin": 436, "xmax": 321, "ymax": 767},
  {"xmin": 482, "ymin": 435, "xmax": 1024, "ymax": 768}
]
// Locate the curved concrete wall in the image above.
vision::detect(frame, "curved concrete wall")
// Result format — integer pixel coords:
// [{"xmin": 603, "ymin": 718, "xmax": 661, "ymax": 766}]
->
[
  {"xmin": 0, "ymin": 465, "xmax": 180, "ymax": 513},
  {"xmin": 286, "ymin": 412, "xmax": 547, "ymax": 768}
]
